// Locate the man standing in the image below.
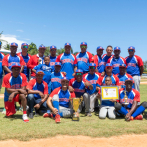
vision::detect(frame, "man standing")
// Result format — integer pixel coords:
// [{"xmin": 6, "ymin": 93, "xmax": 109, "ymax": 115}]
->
[
  {"xmin": 107, "ymin": 46, "xmax": 126, "ymax": 75},
  {"xmin": 17, "ymin": 43, "xmax": 31, "ymax": 81},
  {"xmin": 2, "ymin": 63, "xmax": 29, "ymax": 122},
  {"xmin": 56, "ymin": 43, "xmax": 77, "ymax": 80},
  {"xmin": 125, "ymin": 46, "xmax": 143, "ymax": 91},
  {"xmin": 2, "ymin": 42, "xmax": 25, "ymax": 74},
  {"xmin": 27, "ymin": 45, "xmax": 46, "ymax": 79},
  {"xmin": 76, "ymin": 42, "xmax": 93, "ymax": 74}
]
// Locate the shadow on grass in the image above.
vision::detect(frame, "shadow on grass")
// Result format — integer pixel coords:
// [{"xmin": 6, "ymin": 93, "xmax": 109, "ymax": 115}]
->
[{"xmin": 3, "ymin": 114, "xmax": 22, "ymax": 120}]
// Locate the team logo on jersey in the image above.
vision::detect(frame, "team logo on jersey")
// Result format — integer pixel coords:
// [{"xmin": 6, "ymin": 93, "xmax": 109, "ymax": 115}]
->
[
  {"xmin": 77, "ymin": 58, "xmax": 88, "ymax": 63},
  {"xmin": 128, "ymin": 63, "xmax": 136, "ymax": 67},
  {"xmin": 62, "ymin": 59, "xmax": 74, "ymax": 64}
]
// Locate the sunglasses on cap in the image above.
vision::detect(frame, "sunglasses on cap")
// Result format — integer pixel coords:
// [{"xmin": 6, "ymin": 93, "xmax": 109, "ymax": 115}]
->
[
  {"xmin": 76, "ymin": 73, "xmax": 82, "ymax": 76},
  {"xmin": 106, "ymin": 66, "xmax": 113, "ymax": 69},
  {"xmin": 90, "ymin": 66, "xmax": 96, "ymax": 69},
  {"xmin": 128, "ymin": 49, "xmax": 134, "ymax": 52},
  {"xmin": 81, "ymin": 45, "xmax": 87, "ymax": 48},
  {"xmin": 23, "ymin": 45, "xmax": 28, "ymax": 49}
]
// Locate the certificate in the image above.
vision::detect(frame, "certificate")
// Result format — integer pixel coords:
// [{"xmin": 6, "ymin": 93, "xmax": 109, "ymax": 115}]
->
[{"xmin": 101, "ymin": 86, "xmax": 119, "ymax": 100}]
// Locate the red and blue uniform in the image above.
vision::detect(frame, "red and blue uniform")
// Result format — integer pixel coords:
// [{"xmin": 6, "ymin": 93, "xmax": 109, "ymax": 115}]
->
[
  {"xmin": 27, "ymin": 79, "xmax": 48, "ymax": 99},
  {"xmin": 50, "ymin": 87, "xmax": 75, "ymax": 108},
  {"xmin": 0, "ymin": 52, "xmax": 5, "ymax": 78},
  {"xmin": 107, "ymin": 56, "xmax": 126, "ymax": 75},
  {"xmin": 2, "ymin": 54, "xmax": 25, "ymax": 74},
  {"xmin": 69, "ymin": 78, "xmax": 87, "ymax": 97},
  {"xmin": 76, "ymin": 51, "xmax": 93, "ymax": 73},
  {"xmin": 92, "ymin": 55, "xmax": 105, "ymax": 73},
  {"xmin": 56, "ymin": 53, "xmax": 77, "ymax": 79},
  {"xmin": 49, "ymin": 56, "xmax": 57, "ymax": 71},
  {"xmin": 51, "ymin": 72, "xmax": 65, "ymax": 91},
  {"xmin": 83, "ymin": 73, "xmax": 101, "ymax": 95},
  {"xmin": 17, "ymin": 52, "xmax": 31, "ymax": 79},
  {"xmin": 125, "ymin": 55, "xmax": 143, "ymax": 76},
  {"xmin": 102, "ymin": 54, "xmax": 113, "ymax": 65}
]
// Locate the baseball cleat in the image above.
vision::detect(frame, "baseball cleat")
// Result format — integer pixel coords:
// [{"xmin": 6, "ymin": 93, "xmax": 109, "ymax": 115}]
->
[
  {"xmin": 22, "ymin": 114, "xmax": 29, "ymax": 122},
  {"xmin": 55, "ymin": 114, "xmax": 61, "ymax": 123},
  {"xmin": 134, "ymin": 114, "xmax": 143, "ymax": 120},
  {"xmin": 43, "ymin": 113, "xmax": 53, "ymax": 118}
]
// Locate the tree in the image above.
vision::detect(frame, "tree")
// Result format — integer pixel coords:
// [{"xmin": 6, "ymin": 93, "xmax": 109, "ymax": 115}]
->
[
  {"xmin": 73, "ymin": 52, "xmax": 78, "ymax": 55},
  {"xmin": 56, "ymin": 47, "xmax": 74, "ymax": 56},
  {"xmin": 28, "ymin": 42, "xmax": 38, "ymax": 55},
  {"xmin": 0, "ymin": 31, "xmax": 8, "ymax": 46},
  {"xmin": 143, "ymin": 61, "xmax": 147, "ymax": 72},
  {"xmin": 44, "ymin": 46, "xmax": 50, "ymax": 56},
  {"xmin": 3, "ymin": 44, "xmax": 10, "ymax": 50}
]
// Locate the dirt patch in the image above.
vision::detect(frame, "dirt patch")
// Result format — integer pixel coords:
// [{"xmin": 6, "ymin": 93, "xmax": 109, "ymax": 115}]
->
[{"xmin": 0, "ymin": 134, "xmax": 147, "ymax": 147}]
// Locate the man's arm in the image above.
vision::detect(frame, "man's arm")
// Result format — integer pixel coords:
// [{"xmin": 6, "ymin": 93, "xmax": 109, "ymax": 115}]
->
[
  {"xmin": 47, "ymin": 97, "xmax": 58, "ymax": 115},
  {"xmin": 20, "ymin": 65, "xmax": 24, "ymax": 73},
  {"xmin": 126, "ymin": 101, "xmax": 137, "ymax": 118},
  {"xmin": 74, "ymin": 66, "xmax": 77, "ymax": 73},
  {"xmin": 6, "ymin": 86, "xmax": 26, "ymax": 94},
  {"xmin": 3, "ymin": 66, "xmax": 11, "ymax": 73},
  {"xmin": 140, "ymin": 66, "xmax": 144, "ymax": 76},
  {"xmin": 84, "ymin": 81, "xmax": 93, "ymax": 90}
]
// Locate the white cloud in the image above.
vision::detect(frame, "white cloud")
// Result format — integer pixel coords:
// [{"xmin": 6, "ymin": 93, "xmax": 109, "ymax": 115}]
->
[
  {"xmin": 23, "ymin": 38, "xmax": 30, "ymax": 41},
  {"xmin": 16, "ymin": 30, "xmax": 24, "ymax": 32}
]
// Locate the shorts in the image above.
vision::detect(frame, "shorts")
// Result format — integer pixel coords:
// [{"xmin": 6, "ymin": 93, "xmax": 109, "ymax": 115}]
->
[{"xmin": 5, "ymin": 94, "xmax": 20, "ymax": 116}]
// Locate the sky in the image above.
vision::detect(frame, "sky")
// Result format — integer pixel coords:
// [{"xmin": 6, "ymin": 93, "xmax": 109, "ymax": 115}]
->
[{"xmin": 0, "ymin": 0, "xmax": 147, "ymax": 60}]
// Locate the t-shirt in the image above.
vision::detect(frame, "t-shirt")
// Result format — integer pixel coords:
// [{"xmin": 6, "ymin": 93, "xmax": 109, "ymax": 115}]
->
[
  {"xmin": 2, "ymin": 73, "xmax": 27, "ymax": 102},
  {"xmin": 17, "ymin": 52, "xmax": 31, "ymax": 79},
  {"xmin": 27, "ymin": 79, "xmax": 48, "ymax": 99},
  {"xmin": 56, "ymin": 53, "xmax": 77, "ymax": 79},
  {"xmin": 119, "ymin": 88, "xmax": 140, "ymax": 109},
  {"xmin": 50, "ymin": 87, "xmax": 76, "ymax": 108},
  {"xmin": 0, "ymin": 52, "xmax": 5, "ymax": 78},
  {"xmin": 125, "ymin": 55, "xmax": 143, "ymax": 76},
  {"xmin": 2, "ymin": 54, "xmax": 25, "ymax": 74},
  {"xmin": 76, "ymin": 51, "xmax": 93, "ymax": 72}
]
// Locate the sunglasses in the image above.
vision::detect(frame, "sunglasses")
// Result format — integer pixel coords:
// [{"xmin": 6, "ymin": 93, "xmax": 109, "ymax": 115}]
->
[
  {"xmin": 23, "ymin": 46, "xmax": 28, "ymax": 49},
  {"xmin": 128, "ymin": 49, "xmax": 134, "ymax": 52},
  {"xmin": 106, "ymin": 66, "xmax": 113, "ymax": 69},
  {"xmin": 50, "ymin": 49, "xmax": 56, "ymax": 51},
  {"xmin": 90, "ymin": 66, "xmax": 96, "ymax": 69},
  {"xmin": 76, "ymin": 73, "xmax": 82, "ymax": 76},
  {"xmin": 81, "ymin": 46, "xmax": 87, "ymax": 49}
]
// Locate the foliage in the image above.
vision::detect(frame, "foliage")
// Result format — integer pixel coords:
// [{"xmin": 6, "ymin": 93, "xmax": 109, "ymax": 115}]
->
[
  {"xmin": 143, "ymin": 61, "xmax": 147, "ymax": 72},
  {"xmin": 27, "ymin": 42, "xmax": 38, "ymax": 55},
  {"xmin": 0, "ymin": 31, "xmax": 8, "ymax": 46},
  {"xmin": 3, "ymin": 44, "xmax": 10, "ymax": 50}
]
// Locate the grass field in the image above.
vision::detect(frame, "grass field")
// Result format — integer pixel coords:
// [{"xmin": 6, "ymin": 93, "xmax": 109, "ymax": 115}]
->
[{"xmin": 0, "ymin": 85, "xmax": 147, "ymax": 141}]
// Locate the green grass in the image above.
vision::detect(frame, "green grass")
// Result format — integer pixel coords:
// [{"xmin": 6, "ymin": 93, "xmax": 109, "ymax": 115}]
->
[{"xmin": 0, "ymin": 85, "xmax": 147, "ymax": 141}]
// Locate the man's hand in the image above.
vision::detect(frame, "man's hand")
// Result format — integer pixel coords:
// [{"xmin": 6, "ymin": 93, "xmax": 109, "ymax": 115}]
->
[
  {"xmin": 101, "ymin": 72, "xmax": 105, "ymax": 77},
  {"xmin": 69, "ymin": 86, "xmax": 74, "ymax": 92},
  {"xmin": 84, "ymin": 81, "xmax": 91, "ymax": 87},
  {"xmin": 110, "ymin": 99, "xmax": 117, "ymax": 102},
  {"xmin": 62, "ymin": 72, "xmax": 66, "ymax": 76},
  {"xmin": 18, "ymin": 89, "xmax": 27, "ymax": 95},
  {"xmin": 38, "ymin": 91, "xmax": 44, "ymax": 99},
  {"xmin": 72, "ymin": 73, "xmax": 75, "ymax": 76},
  {"xmin": 52, "ymin": 108, "xmax": 58, "ymax": 115},
  {"xmin": 8, "ymin": 93, "xmax": 14, "ymax": 102},
  {"xmin": 125, "ymin": 112, "xmax": 131, "ymax": 121},
  {"xmin": 96, "ymin": 87, "xmax": 100, "ymax": 92},
  {"xmin": 34, "ymin": 104, "xmax": 40, "ymax": 110}
]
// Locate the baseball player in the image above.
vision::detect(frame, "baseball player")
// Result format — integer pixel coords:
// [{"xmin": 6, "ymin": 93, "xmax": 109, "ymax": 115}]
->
[
  {"xmin": 76, "ymin": 42, "xmax": 93, "ymax": 74},
  {"xmin": 27, "ymin": 45, "xmax": 46, "ymax": 79},
  {"xmin": 125, "ymin": 46, "xmax": 144, "ymax": 91},
  {"xmin": 2, "ymin": 63, "xmax": 29, "ymax": 122},
  {"xmin": 17, "ymin": 43, "xmax": 31, "ymax": 81},
  {"xmin": 26, "ymin": 70, "xmax": 48, "ymax": 119},
  {"xmin": 2, "ymin": 42, "xmax": 25, "ymax": 74},
  {"xmin": 107, "ymin": 46, "xmax": 126, "ymax": 75},
  {"xmin": 45, "ymin": 77, "xmax": 75, "ymax": 123},
  {"xmin": 56, "ymin": 43, "xmax": 77, "ymax": 80},
  {"xmin": 69, "ymin": 69, "xmax": 93, "ymax": 115}
]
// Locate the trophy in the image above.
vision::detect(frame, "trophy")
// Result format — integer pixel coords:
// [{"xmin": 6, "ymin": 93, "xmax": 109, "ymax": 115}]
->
[
  {"xmin": 69, "ymin": 96, "xmax": 83, "ymax": 121},
  {"xmin": 123, "ymin": 90, "xmax": 129, "ymax": 106}
]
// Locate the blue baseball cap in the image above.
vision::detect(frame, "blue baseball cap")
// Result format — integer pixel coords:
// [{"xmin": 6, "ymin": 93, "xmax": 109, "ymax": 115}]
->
[
  {"xmin": 36, "ymin": 70, "xmax": 44, "ymax": 75},
  {"xmin": 114, "ymin": 46, "xmax": 121, "ymax": 50},
  {"xmin": 119, "ymin": 64, "xmax": 126, "ymax": 68},
  {"xmin": 61, "ymin": 77, "xmax": 69, "ymax": 81},
  {"xmin": 106, "ymin": 63, "xmax": 112, "ymax": 67},
  {"xmin": 11, "ymin": 63, "xmax": 21, "ymax": 69},
  {"xmin": 55, "ymin": 62, "xmax": 61, "ymax": 66},
  {"xmin": 64, "ymin": 43, "xmax": 71, "ymax": 46},
  {"xmin": 0, "ymin": 42, "xmax": 1, "ymax": 45},
  {"xmin": 75, "ymin": 69, "xmax": 83, "ymax": 73},
  {"xmin": 97, "ymin": 46, "xmax": 104, "ymax": 50},
  {"xmin": 128, "ymin": 46, "xmax": 135, "ymax": 50},
  {"xmin": 89, "ymin": 63, "xmax": 96, "ymax": 67},
  {"xmin": 125, "ymin": 78, "xmax": 133, "ymax": 83},
  {"xmin": 10, "ymin": 42, "xmax": 18, "ymax": 47},
  {"xmin": 39, "ymin": 45, "xmax": 46, "ymax": 49},
  {"xmin": 50, "ymin": 45, "xmax": 57, "ymax": 50},
  {"xmin": 80, "ymin": 42, "xmax": 87, "ymax": 46}
]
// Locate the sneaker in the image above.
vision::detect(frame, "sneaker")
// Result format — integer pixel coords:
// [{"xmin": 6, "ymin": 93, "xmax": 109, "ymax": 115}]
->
[
  {"xmin": 43, "ymin": 113, "xmax": 53, "ymax": 118},
  {"xmin": 130, "ymin": 116, "xmax": 134, "ymax": 121},
  {"xmin": 2, "ymin": 108, "xmax": 6, "ymax": 114},
  {"xmin": 55, "ymin": 114, "xmax": 61, "ymax": 123},
  {"xmin": 29, "ymin": 112, "xmax": 34, "ymax": 119},
  {"xmin": 22, "ymin": 114, "xmax": 29, "ymax": 122},
  {"xmin": 85, "ymin": 112, "xmax": 92, "ymax": 117},
  {"xmin": 134, "ymin": 114, "xmax": 143, "ymax": 120}
]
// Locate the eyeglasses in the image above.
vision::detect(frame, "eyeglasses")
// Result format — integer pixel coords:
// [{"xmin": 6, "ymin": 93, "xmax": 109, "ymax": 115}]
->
[
  {"xmin": 128, "ymin": 49, "xmax": 134, "ymax": 52},
  {"xmin": 81, "ymin": 46, "xmax": 87, "ymax": 49},
  {"xmin": 90, "ymin": 66, "xmax": 96, "ymax": 69},
  {"xmin": 23, "ymin": 46, "xmax": 28, "ymax": 49},
  {"xmin": 76, "ymin": 73, "xmax": 82, "ymax": 76},
  {"xmin": 106, "ymin": 66, "xmax": 113, "ymax": 69}
]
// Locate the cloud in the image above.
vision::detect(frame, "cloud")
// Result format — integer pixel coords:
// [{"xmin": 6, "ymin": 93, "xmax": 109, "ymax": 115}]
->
[
  {"xmin": 16, "ymin": 30, "xmax": 24, "ymax": 32},
  {"xmin": 23, "ymin": 38, "xmax": 30, "ymax": 41}
]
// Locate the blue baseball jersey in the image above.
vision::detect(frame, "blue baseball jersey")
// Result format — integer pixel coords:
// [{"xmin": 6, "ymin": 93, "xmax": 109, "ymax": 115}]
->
[
  {"xmin": 83, "ymin": 73, "xmax": 100, "ymax": 95},
  {"xmin": 56, "ymin": 53, "xmax": 77, "ymax": 79},
  {"xmin": 2, "ymin": 73, "xmax": 27, "ymax": 102},
  {"xmin": 49, "ymin": 56, "xmax": 57, "ymax": 71},
  {"xmin": 102, "ymin": 54, "xmax": 112, "ymax": 65},
  {"xmin": 107, "ymin": 56, "xmax": 126, "ymax": 75},
  {"xmin": 50, "ymin": 87, "xmax": 76, "ymax": 108},
  {"xmin": 119, "ymin": 88, "xmax": 140, "ymax": 109},
  {"xmin": 0, "ymin": 52, "xmax": 4, "ymax": 78},
  {"xmin": 76, "ymin": 51, "xmax": 93, "ymax": 73},
  {"xmin": 125, "ymin": 55, "xmax": 143, "ymax": 76},
  {"xmin": 51, "ymin": 72, "xmax": 65, "ymax": 91}
]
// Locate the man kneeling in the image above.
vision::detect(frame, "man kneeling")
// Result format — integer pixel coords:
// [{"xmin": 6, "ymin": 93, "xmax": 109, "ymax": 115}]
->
[{"xmin": 44, "ymin": 77, "xmax": 75, "ymax": 123}]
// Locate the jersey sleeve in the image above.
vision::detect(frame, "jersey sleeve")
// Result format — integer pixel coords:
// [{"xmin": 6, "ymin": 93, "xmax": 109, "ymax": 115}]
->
[
  {"xmin": 21, "ymin": 74, "xmax": 28, "ymax": 87},
  {"xmin": 133, "ymin": 90, "xmax": 140, "ymax": 102},
  {"xmin": 19, "ymin": 56, "xmax": 25, "ymax": 66},
  {"xmin": 87, "ymin": 52, "xmax": 93, "ymax": 63},
  {"xmin": 2, "ymin": 55, "xmax": 8, "ymax": 66},
  {"xmin": 27, "ymin": 56, "xmax": 36, "ymax": 69},
  {"xmin": 93, "ymin": 55, "xmax": 98, "ymax": 67},
  {"xmin": 2, "ymin": 74, "xmax": 11, "ymax": 88},
  {"xmin": 107, "ymin": 57, "xmax": 111, "ymax": 63},
  {"xmin": 43, "ymin": 82, "xmax": 48, "ymax": 94},
  {"xmin": 50, "ymin": 87, "xmax": 60, "ymax": 98},
  {"xmin": 73, "ymin": 54, "xmax": 77, "ymax": 66},
  {"xmin": 70, "ymin": 92, "xmax": 76, "ymax": 98},
  {"xmin": 34, "ymin": 64, "xmax": 41, "ymax": 70},
  {"xmin": 26, "ymin": 79, "xmax": 35, "ymax": 89},
  {"xmin": 69, "ymin": 78, "xmax": 74, "ymax": 86},
  {"xmin": 135, "ymin": 55, "xmax": 144, "ymax": 67},
  {"xmin": 96, "ymin": 77, "xmax": 102, "ymax": 87},
  {"xmin": 115, "ymin": 76, "xmax": 120, "ymax": 86},
  {"xmin": 56, "ymin": 54, "xmax": 62, "ymax": 62}
]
